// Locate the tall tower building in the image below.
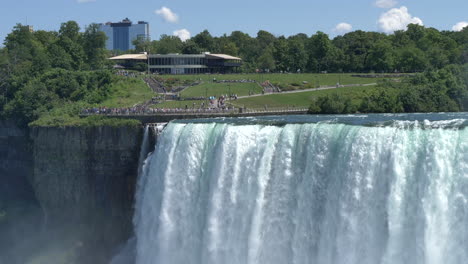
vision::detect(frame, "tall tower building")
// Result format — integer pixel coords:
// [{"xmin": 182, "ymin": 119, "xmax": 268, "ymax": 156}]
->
[{"xmin": 99, "ymin": 18, "xmax": 149, "ymax": 51}]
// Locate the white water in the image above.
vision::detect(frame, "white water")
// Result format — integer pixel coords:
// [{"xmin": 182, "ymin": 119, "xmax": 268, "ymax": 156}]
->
[{"xmin": 134, "ymin": 120, "xmax": 468, "ymax": 264}]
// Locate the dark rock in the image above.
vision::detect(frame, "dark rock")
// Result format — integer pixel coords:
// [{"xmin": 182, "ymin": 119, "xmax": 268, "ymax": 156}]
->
[{"xmin": 30, "ymin": 125, "xmax": 142, "ymax": 263}]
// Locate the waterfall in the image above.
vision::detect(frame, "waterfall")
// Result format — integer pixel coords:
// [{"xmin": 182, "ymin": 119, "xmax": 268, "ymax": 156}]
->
[
  {"xmin": 134, "ymin": 117, "xmax": 468, "ymax": 264},
  {"xmin": 111, "ymin": 124, "xmax": 158, "ymax": 264}
]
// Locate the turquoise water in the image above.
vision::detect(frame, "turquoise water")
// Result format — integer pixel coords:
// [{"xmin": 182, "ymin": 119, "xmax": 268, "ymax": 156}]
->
[{"xmin": 134, "ymin": 113, "xmax": 468, "ymax": 264}]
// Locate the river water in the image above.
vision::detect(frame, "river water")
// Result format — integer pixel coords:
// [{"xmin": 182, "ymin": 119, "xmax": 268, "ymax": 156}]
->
[{"xmin": 132, "ymin": 113, "xmax": 468, "ymax": 264}]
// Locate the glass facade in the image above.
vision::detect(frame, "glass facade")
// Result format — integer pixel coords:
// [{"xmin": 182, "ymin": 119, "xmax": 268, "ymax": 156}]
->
[
  {"xmin": 99, "ymin": 19, "xmax": 149, "ymax": 51},
  {"xmin": 149, "ymin": 57, "xmax": 206, "ymax": 66},
  {"xmin": 148, "ymin": 54, "xmax": 242, "ymax": 74},
  {"xmin": 113, "ymin": 26, "xmax": 130, "ymax": 51}
]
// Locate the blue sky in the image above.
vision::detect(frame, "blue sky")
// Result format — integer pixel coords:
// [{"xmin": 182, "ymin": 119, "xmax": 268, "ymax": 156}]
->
[{"xmin": 1, "ymin": 0, "xmax": 467, "ymax": 43}]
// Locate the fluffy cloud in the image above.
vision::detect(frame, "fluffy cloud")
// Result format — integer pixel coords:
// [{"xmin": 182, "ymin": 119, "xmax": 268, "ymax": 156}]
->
[
  {"xmin": 378, "ymin": 6, "xmax": 423, "ymax": 33},
  {"xmin": 452, "ymin": 21, "xmax": 468, "ymax": 32},
  {"xmin": 155, "ymin": 7, "xmax": 179, "ymax": 23},
  {"xmin": 173, "ymin": 29, "xmax": 191, "ymax": 42},
  {"xmin": 77, "ymin": 0, "xmax": 96, "ymax": 3},
  {"xmin": 334, "ymin": 23, "xmax": 353, "ymax": 34},
  {"xmin": 375, "ymin": 0, "xmax": 398, "ymax": 8}
]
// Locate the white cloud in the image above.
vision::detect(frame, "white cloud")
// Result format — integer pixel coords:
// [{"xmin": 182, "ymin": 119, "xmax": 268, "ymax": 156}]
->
[
  {"xmin": 378, "ymin": 6, "xmax": 423, "ymax": 33},
  {"xmin": 452, "ymin": 21, "xmax": 468, "ymax": 31},
  {"xmin": 334, "ymin": 23, "xmax": 353, "ymax": 34},
  {"xmin": 375, "ymin": 0, "xmax": 398, "ymax": 8},
  {"xmin": 155, "ymin": 7, "xmax": 179, "ymax": 23},
  {"xmin": 77, "ymin": 0, "xmax": 96, "ymax": 3},
  {"xmin": 173, "ymin": 29, "xmax": 191, "ymax": 42}
]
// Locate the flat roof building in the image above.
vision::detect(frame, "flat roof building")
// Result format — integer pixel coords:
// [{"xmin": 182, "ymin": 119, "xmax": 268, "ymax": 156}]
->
[
  {"xmin": 99, "ymin": 18, "xmax": 149, "ymax": 51},
  {"xmin": 148, "ymin": 53, "xmax": 242, "ymax": 74},
  {"xmin": 109, "ymin": 52, "xmax": 242, "ymax": 74}
]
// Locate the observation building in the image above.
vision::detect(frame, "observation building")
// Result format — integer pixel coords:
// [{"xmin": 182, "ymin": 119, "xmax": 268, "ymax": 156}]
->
[{"xmin": 109, "ymin": 52, "xmax": 243, "ymax": 74}]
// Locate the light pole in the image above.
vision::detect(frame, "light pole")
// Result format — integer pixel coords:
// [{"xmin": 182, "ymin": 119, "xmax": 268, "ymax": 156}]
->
[{"xmin": 147, "ymin": 53, "xmax": 150, "ymax": 75}]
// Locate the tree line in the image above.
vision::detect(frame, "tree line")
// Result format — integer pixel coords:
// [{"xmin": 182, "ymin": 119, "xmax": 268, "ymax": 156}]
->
[
  {"xmin": 133, "ymin": 24, "xmax": 468, "ymax": 73},
  {"xmin": 0, "ymin": 21, "xmax": 112, "ymax": 125},
  {"xmin": 308, "ymin": 64, "xmax": 468, "ymax": 114}
]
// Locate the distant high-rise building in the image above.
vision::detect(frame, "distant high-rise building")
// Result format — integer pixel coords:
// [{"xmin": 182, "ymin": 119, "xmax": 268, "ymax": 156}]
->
[{"xmin": 99, "ymin": 18, "xmax": 149, "ymax": 51}]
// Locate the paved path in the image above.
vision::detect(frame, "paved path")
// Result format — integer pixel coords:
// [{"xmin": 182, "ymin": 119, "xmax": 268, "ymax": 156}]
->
[{"xmin": 237, "ymin": 83, "xmax": 377, "ymax": 99}]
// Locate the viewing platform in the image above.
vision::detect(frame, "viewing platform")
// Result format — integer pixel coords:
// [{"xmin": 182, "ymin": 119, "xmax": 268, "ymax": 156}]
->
[{"xmin": 80, "ymin": 107, "xmax": 309, "ymax": 123}]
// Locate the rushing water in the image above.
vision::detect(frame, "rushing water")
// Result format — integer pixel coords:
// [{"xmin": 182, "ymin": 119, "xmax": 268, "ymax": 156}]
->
[{"xmin": 134, "ymin": 113, "xmax": 468, "ymax": 264}]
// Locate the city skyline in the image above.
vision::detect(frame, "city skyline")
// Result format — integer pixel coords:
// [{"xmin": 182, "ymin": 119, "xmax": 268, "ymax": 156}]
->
[{"xmin": 1, "ymin": 0, "xmax": 467, "ymax": 44}]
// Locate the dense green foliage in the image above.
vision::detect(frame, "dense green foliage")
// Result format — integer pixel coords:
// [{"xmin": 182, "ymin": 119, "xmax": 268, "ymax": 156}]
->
[
  {"xmin": 308, "ymin": 64, "xmax": 468, "ymax": 114},
  {"xmin": 0, "ymin": 22, "xmax": 149, "ymax": 126},
  {"xmin": 133, "ymin": 24, "xmax": 468, "ymax": 73}
]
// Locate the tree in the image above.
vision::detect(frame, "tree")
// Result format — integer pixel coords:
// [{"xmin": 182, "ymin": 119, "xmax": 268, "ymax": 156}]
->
[
  {"xmin": 257, "ymin": 46, "xmax": 276, "ymax": 71},
  {"xmin": 220, "ymin": 42, "xmax": 239, "ymax": 56},
  {"xmin": 287, "ymin": 38, "xmax": 307, "ymax": 72},
  {"xmin": 395, "ymin": 47, "xmax": 428, "ymax": 72},
  {"xmin": 47, "ymin": 43, "xmax": 73, "ymax": 70},
  {"xmin": 155, "ymin": 35, "xmax": 183, "ymax": 54},
  {"xmin": 229, "ymin": 31, "xmax": 259, "ymax": 66},
  {"xmin": 334, "ymin": 30, "xmax": 387, "ymax": 72},
  {"xmin": 313, "ymin": 93, "xmax": 356, "ymax": 114},
  {"xmin": 406, "ymin": 24, "xmax": 426, "ymax": 43},
  {"xmin": 307, "ymin": 32, "xmax": 332, "ymax": 72},
  {"xmin": 193, "ymin": 30, "xmax": 214, "ymax": 52},
  {"xmin": 3, "ymin": 80, "xmax": 59, "ymax": 125},
  {"xmin": 58, "ymin": 21, "xmax": 81, "ymax": 43},
  {"xmin": 272, "ymin": 37, "xmax": 289, "ymax": 72},
  {"xmin": 181, "ymin": 40, "xmax": 202, "ymax": 54},
  {"xmin": 4, "ymin": 24, "xmax": 35, "ymax": 67},
  {"xmin": 57, "ymin": 21, "xmax": 85, "ymax": 70},
  {"xmin": 256, "ymin": 30, "xmax": 276, "ymax": 50},
  {"xmin": 367, "ymin": 39, "xmax": 395, "ymax": 72},
  {"xmin": 360, "ymin": 89, "xmax": 402, "ymax": 113},
  {"xmin": 132, "ymin": 38, "xmax": 152, "ymax": 53},
  {"xmin": 82, "ymin": 23, "xmax": 108, "ymax": 70}
]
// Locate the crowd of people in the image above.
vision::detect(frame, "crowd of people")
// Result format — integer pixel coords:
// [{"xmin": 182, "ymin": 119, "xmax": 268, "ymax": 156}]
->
[{"xmin": 81, "ymin": 105, "xmax": 239, "ymax": 115}]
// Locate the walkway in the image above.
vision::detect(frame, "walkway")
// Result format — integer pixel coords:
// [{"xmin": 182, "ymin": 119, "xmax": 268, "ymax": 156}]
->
[
  {"xmin": 238, "ymin": 83, "xmax": 377, "ymax": 99},
  {"xmin": 80, "ymin": 107, "xmax": 309, "ymax": 123}
]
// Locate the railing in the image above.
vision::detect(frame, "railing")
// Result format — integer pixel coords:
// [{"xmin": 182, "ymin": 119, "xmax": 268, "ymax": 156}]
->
[
  {"xmin": 81, "ymin": 107, "xmax": 240, "ymax": 116},
  {"xmin": 241, "ymin": 107, "xmax": 308, "ymax": 114},
  {"xmin": 80, "ymin": 106, "xmax": 309, "ymax": 117}
]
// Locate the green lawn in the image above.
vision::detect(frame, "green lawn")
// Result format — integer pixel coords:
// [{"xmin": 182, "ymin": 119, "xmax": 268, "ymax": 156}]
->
[
  {"xmin": 180, "ymin": 82, "xmax": 263, "ymax": 98},
  {"xmin": 154, "ymin": 85, "xmax": 381, "ymax": 109},
  {"xmin": 157, "ymin": 73, "xmax": 386, "ymax": 87},
  {"xmin": 234, "ymin": 86, "xmax": 379, "ymax": 109},
  {"xmin": 100, "ymin": 77, "xmax": 154, "ymax": 107},
  {"xmin": 152, "ymin": 100, "xmax": 208, "ymax": 109}
]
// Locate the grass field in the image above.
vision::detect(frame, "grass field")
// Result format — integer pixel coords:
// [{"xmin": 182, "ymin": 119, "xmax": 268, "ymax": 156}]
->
[
  {"xmin": 154, "ymin": 85, "xmax": 380, "ymax": 109},
  {"xmin": 157, "ymin": 73, "xmax": 384, "ymax": 87},
  {"xmin": 180, "ymin": 82, "xmax": 263, "ymax": 98},
  {"xmin": 233, "ymin": 86, "xmax": 379, "ymax": 108},
  {"xmin": 100, "ymin": 77, "xmax": 154, "ymax": 107},
  {"xmin": 152, "ymin": 100, "xmax": 209, "ymax": 109}
]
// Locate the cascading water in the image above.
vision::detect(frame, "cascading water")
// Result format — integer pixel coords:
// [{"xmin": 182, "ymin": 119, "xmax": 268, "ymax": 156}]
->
[{"xmin": 133, "ymin": 114, "xmax": 468, "ymax": 264}]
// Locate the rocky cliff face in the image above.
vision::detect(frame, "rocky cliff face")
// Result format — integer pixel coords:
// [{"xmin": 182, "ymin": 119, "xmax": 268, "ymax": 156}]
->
[
  {"xmin": 0, "ymin": 121, "xmax": 144, "ymax": 263},
  {"xmin": 0, "ymin": 121, "xmax": 34, "ymax": 205},
  {"xmin": 30, "ymin": 125, "xmax": 142, "ymax": 263},
  {"xmin": 0, "ymin": 121, "xmax": 41, "ymax": 264}
]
